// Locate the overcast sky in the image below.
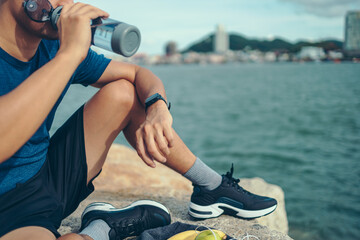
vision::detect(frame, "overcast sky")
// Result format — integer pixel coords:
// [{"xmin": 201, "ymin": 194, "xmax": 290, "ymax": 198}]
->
[{"xmin": 79, "ymin": 0, "xmax": 360, "ymax": 55}]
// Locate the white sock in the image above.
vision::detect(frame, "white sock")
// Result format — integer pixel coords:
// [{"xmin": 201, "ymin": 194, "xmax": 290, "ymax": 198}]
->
[{"xmin": 79, "ymin": 219, "xmax": 111, "ymax": 240}]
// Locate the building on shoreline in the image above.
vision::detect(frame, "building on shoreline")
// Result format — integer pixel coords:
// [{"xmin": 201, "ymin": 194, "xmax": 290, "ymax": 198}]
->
[
  {"xmin": 297, "ymin": 47, "xmax": 326, "ymax": 61},
  {"xmin": 344, "ymin": 11, "xmax": 360, "ymax": 57}
]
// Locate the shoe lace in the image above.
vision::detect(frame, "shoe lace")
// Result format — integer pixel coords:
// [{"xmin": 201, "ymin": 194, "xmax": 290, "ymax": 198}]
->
[
  {"xmin": 115, "ymin": 218, "xmax": 145, "ymax": 240},
  {"xmin": 224, "ymin": 163, "xmax": 252, "ymax": 195}
]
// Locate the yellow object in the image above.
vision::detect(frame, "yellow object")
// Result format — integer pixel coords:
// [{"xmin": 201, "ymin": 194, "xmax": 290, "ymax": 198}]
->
[
  {"xmin": 195, "ymin": 230, "xmax": 222, "ymax": 240},
  {"xmin": 168, "ymin": 230, "xmax": 197, "ymax": 240},
  {"xmin": 168, "ymin": 229, "xmax": 227, "ymax": 240}
]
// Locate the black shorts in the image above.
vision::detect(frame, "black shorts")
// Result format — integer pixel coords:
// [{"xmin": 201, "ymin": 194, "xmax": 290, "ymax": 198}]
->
[{"xmin": 0, "ymin": 105, "xmax": 96, "ymax": 238}]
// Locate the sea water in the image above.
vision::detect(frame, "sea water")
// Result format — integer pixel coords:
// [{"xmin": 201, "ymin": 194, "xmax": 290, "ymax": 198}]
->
[{"xmin": 53, "ymin": 62, "xmax": 360, "ymax": 240}]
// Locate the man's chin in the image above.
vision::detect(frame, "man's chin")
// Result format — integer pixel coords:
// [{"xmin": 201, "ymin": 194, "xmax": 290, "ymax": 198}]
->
[{"xmin": 38, "ymin": 22, "xmax": 59, "ymax": 40}]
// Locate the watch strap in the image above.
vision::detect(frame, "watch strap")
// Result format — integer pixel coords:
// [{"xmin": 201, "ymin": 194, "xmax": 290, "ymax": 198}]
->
[{"xmin": 145, "ymin": 93, "xmax": 171, "ymax": 112}]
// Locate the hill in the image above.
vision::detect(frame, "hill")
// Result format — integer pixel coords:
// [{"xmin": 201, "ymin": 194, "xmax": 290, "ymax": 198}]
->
[{"xmin": 182, "ymin": 33, "xmax": 343, "ymax": 53}]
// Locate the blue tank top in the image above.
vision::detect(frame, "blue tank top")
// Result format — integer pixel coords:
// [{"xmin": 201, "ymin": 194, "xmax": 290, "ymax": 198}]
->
[{"xmin": 0, "ymin": 40, "xmax": 111, "ymax": 195}]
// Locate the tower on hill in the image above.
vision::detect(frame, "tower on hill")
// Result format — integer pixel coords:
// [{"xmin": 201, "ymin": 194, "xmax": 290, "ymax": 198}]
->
[{"xmin": 214, "ymin": 24, "xmax": 229, "ymax": 53}]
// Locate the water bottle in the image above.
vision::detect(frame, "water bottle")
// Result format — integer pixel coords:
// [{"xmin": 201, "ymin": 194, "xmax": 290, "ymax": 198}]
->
[{"xmin": 50, "ymin": 6, "xmax": 141, "ymax": 57}]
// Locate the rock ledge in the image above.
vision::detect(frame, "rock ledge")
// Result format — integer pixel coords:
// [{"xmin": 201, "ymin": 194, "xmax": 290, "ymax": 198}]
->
[{"xmin": 59, "ymin": 144, "xmax": 292, "ymax": 240}]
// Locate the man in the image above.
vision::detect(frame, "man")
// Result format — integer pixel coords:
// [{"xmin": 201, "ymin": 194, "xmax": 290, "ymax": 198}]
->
[{"xmin": 0, "ymin": 0, "xmax": 278, "ymax": 239}]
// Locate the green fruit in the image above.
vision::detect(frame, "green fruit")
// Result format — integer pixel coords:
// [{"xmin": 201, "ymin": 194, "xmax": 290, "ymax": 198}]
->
[{"xmin": 195, "ymin": 230, "xmax": 222, "ymax": 240}]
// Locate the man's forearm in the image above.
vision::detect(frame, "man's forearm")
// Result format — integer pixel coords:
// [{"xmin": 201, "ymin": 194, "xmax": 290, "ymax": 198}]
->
[
  {"xmin": 133, "ymin": 66, "xmax": 167, "ymax": 106},
  {"xmin": 0, "ymin": 52, "xmax": 81, "ymax": 163}
]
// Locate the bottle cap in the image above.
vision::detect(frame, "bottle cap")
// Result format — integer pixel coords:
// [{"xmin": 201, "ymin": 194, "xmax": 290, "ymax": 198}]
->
[{"xmin": 111, "ymin": 23, "xmax": 141, "ymax": 57}]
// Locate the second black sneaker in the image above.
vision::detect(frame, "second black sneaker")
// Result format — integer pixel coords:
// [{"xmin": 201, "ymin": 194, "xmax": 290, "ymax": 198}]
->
[
  {"xmin": 80, "ymin": 200, "xmax": 171, "ymax": 240},
  {"xmin": 188, "ymin": 165, "xmax": 277, "ymax": 219}
]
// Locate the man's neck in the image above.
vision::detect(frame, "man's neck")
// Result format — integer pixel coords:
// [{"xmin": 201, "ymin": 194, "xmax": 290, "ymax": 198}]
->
[
  {"xmin": 0, "ymin": 36, "xmax": 42, "ymax": 62},
  {"xmin": 0, "ymin": 5, "xmax": 42, "ymax": 62}
]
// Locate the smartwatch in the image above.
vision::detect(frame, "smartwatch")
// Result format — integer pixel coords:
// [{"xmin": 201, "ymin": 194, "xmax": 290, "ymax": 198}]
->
[{"xmin": 145, "ymin": 93, "xmax": 171, "ymax": 112}]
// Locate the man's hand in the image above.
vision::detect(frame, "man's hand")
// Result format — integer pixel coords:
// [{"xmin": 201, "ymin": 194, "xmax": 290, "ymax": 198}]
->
[
  {"xmin": 56, "ymin": 3, "xmax": 109, "ymax": 63},
  {"xmin": 135, "ymin": 101, "xmax": 174, "ymax": 168}
]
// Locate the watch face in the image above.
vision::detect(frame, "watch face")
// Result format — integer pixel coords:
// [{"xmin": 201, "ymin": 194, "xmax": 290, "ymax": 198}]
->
[
  {"xmin": 146, "ymin": 93, "xmax": 160, "ymax": 104},
  {"xmin": 148, "ymin": 93, "xmax": 159, "ymax": 102}
]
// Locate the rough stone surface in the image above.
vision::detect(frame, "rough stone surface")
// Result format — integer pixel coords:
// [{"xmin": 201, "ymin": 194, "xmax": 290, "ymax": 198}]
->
[{"xmin": 59, "ymin": 144, "xmax": 291, "ymax": 239}]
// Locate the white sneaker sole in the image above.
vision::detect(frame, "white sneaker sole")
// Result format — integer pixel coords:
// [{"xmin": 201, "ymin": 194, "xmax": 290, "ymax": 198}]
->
[
  {"xmin": 188, "ymin": 202, "xmax": 277, "ymax": 219},
  {"xmin": 82, "ymin": 200, "xmax": 170, "ymax": 220}
]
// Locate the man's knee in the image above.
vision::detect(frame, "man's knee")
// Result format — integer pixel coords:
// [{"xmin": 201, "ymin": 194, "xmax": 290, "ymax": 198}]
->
[
  {"xmin": 1, "ymin": 227, "xmax": 56, "ymax": 240},
  {"xmin": 97, "ymin": 80, "xmax": 137, "ymax": 112}
]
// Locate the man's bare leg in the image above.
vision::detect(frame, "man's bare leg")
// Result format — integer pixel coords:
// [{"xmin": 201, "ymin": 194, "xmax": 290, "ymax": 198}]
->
[
  {"xmin": 83, "ymin": 79, "xmax": 197, "ymax": 182},
  {"xmin": 1, "ymin": 227, "xmax": 56, "ymax": 240}
]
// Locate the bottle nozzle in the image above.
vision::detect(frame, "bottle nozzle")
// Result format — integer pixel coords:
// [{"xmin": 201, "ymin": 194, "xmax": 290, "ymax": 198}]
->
[{"xmin": 50, "ymin": 6, "xmax": 63, "ymax": 30}]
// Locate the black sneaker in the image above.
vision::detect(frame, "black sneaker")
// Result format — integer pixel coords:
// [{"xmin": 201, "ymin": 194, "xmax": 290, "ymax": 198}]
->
[
  {"xmin": 80, "ymin": 200, "xmax": 171, "ymax": 240},
  {"xmin": 188, "ymin": 164, "xmax": 277, "ymax": 219}
]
